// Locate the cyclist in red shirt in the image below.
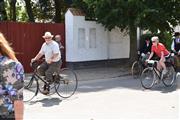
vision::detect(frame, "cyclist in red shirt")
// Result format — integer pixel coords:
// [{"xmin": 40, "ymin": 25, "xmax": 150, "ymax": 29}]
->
[{"xmin": 147, "ymin": 36, "xmax": 170, "ymax": 74}]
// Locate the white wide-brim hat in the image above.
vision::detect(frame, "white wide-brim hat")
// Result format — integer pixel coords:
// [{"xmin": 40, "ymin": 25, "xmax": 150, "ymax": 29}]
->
[{"xmin": 42, "ymin": 32, "xmax": 54, "ymax": 38}]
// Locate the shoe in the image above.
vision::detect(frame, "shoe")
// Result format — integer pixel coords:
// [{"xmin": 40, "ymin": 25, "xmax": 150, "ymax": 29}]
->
[
  {"xmin": 41, "ymin": 89, "xmax": 49, "ymax": 95},
  {"xmin": 41, "ymin": 84, "xmax": 50, "ymax": 95}
]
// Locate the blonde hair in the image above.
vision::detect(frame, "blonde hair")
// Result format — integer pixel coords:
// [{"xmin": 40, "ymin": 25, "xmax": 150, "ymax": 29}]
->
[
  {"xmin": 151, "ymin": 36, "xmax": 159, "ymax": 43},
  {"xmin": 0, "ymin": 32, "xmax": 17, "ymax": 61}
]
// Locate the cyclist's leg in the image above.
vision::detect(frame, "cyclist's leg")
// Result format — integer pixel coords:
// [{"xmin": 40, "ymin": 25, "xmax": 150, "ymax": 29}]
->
[
  {"xmin": 158, "ymin": 57, "xmax": 167, "ymax": 73},
  {"xmin": 45, "ymin": 60, "xmax": 62, "ymax": 83},
  {"xmin": 37, "ymin": 61, "xmax": 48, "ymax": 76}
]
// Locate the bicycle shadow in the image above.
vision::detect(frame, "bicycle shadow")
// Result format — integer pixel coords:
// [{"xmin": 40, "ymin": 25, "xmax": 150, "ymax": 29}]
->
[
  {"xmin": 150, "ymin": 84, "xmax": 177, "ymax": 93},
  {"xmin": 77, "ymin": 74, "xmax": 179, "ymax": 94},
  {"xmin": 77, "ymin": 76, "xmax": 142, "ymax": 93},
  {"xmin": 147, "ymin": 76, "xmax": 180, "ymax": 93},
  {"xmin": 28, "ymin": 97, "xmax": 62, "ymax": 107}
]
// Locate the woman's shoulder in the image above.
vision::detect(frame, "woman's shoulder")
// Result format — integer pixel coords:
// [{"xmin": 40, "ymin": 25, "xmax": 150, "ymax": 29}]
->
[{"xmin": 0, "ymin": 57, "xmax": 24, "ymax": 70}]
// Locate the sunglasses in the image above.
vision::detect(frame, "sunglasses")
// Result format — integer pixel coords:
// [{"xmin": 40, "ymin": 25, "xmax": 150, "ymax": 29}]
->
[{"xmin": 44, "ymin": 37, "xmax": 51, "ymax": 39}]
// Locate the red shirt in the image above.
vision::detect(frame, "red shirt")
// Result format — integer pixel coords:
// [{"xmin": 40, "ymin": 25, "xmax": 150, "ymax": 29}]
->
[{"xmin": 151, "ymin": 43, "xmax": 169, "ymax": 57}]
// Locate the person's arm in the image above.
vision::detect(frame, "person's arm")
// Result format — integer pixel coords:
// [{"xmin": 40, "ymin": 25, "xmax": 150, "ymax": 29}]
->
[
  {"xmin": 14, "ymin": 62, "xmax": 24, "ymax": 120},
  {"xmin": 59, "ymin": 42, "xmax": 64, "ymax": 49},
  {"xmin": 171, "ymin": 40, "xmax": 175, "ymax": 52},
  {"xmin": 160, "ymin": 51, "xmax": 165, "ymax": 61},
  {"xmin": 32, "ymin": 44, "xmax": 44, "ymax": 62},
  {"xmin": 147, "ymin": 52, "xmax": 154, "ymax": 60},
  {"xmin": 33, "ymin": 52, "xmax": 43, "ymax": 61},
  {"xmin": 14, "ymin": 100, "xmax": 24, "ymax": 120}
]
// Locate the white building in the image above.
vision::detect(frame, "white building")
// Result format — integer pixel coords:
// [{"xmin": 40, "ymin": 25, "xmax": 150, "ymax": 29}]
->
[{"xmin": 65, "ymin": 8, "xmax": 130, "ymax": 68}]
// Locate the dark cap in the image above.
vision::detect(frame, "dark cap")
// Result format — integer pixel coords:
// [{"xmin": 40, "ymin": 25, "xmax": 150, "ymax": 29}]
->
[{"xmin": 174, "ymin": 32, "xmax": 180, "ymax": 37}]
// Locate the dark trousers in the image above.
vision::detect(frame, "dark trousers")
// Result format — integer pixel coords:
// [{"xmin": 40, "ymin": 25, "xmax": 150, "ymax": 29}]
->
[{"xmin": 37, "ymin": 60, "xmax": 62, "ymax": 83}]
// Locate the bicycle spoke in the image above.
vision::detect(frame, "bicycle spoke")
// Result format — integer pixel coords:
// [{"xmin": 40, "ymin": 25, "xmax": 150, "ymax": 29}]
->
[
  {"xmin": 140, "ymin": 67, "xmax": 155, "ymax": 89},
  {"xmin": 162, "ymin": 66, "xmax": 176, "ymax": 87},
  {"xmin": 55, "ymin": 68, "xmax": 78, "ymax": 98}
]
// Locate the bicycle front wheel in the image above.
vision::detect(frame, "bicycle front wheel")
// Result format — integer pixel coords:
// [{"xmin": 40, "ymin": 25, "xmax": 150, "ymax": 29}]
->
[
  {"xmin": 140, "ymin": 67, "xmax": 155, "ymax": 89},
  {"xmin": 162, "ymin": 66, "xmax": 176, "ymax": 87},
  {"xmin": 24, "ymin": 74, "xmax": 35, "ymax": 89},
  {"xmin": 55, "ymin": 68, "xmax": 78, "ymax": 98},
  {"xmin": 131, "ymin": 61, "xmax": 142, "ymax": 79},
  {"xmin": 23, "ymin": 75, "xmax": 38, "ymax": 102}
]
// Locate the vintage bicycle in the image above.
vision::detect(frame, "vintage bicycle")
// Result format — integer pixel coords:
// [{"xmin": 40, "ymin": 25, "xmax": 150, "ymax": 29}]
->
[
  {"xmin": 140, "ymin": 55, "xmax": 176, "ymax": 89},
  {"xmin": 23, "ymin": 61, "xmax": 78, "ymax": 102},
  {"xmin": 131, "ymin": 52, "xmax": 149, "ymax": 78}
]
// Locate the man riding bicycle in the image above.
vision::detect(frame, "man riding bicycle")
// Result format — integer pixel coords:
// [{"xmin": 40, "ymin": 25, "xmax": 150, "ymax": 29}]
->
[
  {"xmin": 147, "ymin": 36, "xmax": 170, "ymax": 75},
  {"xmin": 31, "ymin": 32, "xmax": 62, "ymax": 95}
]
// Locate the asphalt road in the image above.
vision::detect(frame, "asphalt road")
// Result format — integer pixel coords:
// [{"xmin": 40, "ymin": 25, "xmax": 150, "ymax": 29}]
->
[{"xmin": 24, "ymin": 75, "xmax": 179, "ymax": 120}]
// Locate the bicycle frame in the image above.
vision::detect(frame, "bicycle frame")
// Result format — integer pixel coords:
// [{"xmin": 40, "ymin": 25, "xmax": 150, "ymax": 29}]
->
[{"xmin": 152, "ymin": 66, "xmax": 162, "ymax": 80}]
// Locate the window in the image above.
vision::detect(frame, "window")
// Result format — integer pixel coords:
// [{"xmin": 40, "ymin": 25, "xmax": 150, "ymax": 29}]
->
[
  {"xmin": 78, "ymin": 28, "xmax": 85, "ymax": 48},
  {"xmin": 89, "ymin": 28, "xmax": 96, "ymax": 48}
]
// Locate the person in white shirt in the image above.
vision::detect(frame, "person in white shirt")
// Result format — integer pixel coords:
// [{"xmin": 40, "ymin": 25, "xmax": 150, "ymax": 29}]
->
[{"xmin": 31, "ymin": 32, "xmax": 62, "ymax": 95}]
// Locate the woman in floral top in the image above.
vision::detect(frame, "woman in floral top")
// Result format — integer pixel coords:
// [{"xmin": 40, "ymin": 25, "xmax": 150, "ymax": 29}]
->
[{"xmin": 0, "ymin": 32, "xmax": 24, "ymax": 120}]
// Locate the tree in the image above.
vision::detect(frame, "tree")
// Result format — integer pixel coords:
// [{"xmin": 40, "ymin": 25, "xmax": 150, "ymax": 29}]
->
[
  {"xmin": 9, "ymin": 0, "xmax": 16, "ymax": 21},
  {"xmin": 24, "ymin": 0, "xmax": 34, "ymax": 22},
  {"xmin": 54, "ymin": 0, "xmax": 62, "ymax": 23},
  {"xmin": 73, "ymin": 0, "xmax": 180, "ymax": 62},
  {"xmin": 0, "ymin": 0, "xmax": 8, "ymax": 20}
]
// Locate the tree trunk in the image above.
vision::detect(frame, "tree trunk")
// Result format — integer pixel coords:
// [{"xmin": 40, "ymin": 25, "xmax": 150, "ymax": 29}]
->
[
  {"xmin": 24, "ymin": 0, "xmax": 35, "ymax": 22},
  {"xmin": 10, "ymin": 0, "xmax": 16, "ymax": 21},
  {"xmin": 0, "ymin": 0, "xmax": 8, "ymax": 20},
  {"xmin": 129, "ymin": 25, "xmax": 137, "ymax": 64},
  {"xmin": 54, "ymin": 0, "xmax": 62, "ymax": 23}
]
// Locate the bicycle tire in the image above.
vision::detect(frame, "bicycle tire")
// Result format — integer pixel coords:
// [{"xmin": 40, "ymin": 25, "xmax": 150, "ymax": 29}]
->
[
  {"xmin": 55, "ymin": 68, "xmax": 78, "ymax": 98},
  {"xmin": 162, "ymin": 66, "xmax": 176, "ymax": 87},
  {"xmin": 23, "ymin": 76, "xmax": 38, "ymax": 102},
  {"xmin": 140, "ymin": 67, "xmax": 155, "ymax": 89},
  {"xmin": 24, "ymin": 74, "xmax": 35, "ymax": 89},
  {"xmin": 131, "ymin": 61, "xmax": 142, "ymax": 79}
]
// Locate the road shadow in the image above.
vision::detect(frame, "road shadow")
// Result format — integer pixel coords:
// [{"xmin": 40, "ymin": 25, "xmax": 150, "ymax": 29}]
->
[
  {"xmin": 28, "ymin": 97, "xmax": 62, "ymax": 107},
  {"xmin": 77, "ymin": 75, "xmax": 179, "ymax": 94},
  {"xmin": 77, "ymin": 76, "xmax": 142, "ymax": 93}
]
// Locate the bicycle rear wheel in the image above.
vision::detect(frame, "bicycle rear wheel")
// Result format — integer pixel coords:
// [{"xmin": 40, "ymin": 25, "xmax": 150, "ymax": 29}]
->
[
  {"xmin": 39, "ymin": 82, "xmax": 56, "ymax": 96},
  {"xmin": 131, "ymin": 61, "xmax": 143, "ymax": 78},
  {"xmin": 140, "ymin": 67, "xmax": 155, "ymax": 89},
  {"xmin": 23, "ymin": 76, "xmax": 38, "ymax": 102},
  {"xmin": 55, "ymin": 68, "xmax": 78, "ymax": 98},
  {"xmin": 162, "ymin": 66, "xmax": 176, "ymax": 87}
]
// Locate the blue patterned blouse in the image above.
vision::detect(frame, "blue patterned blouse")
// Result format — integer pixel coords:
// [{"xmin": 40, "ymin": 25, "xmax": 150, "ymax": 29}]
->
[{"xmin": 0, "ymin": 56, "xmax": 24, "ymax": 115}]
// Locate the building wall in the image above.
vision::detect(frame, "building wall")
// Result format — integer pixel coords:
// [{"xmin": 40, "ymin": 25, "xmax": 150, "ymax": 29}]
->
[
  {"xmin": 65, "ymin": 10, "xmax": 74, "ymax": 61},
  {"xmin": 65, "ymin": 9, "xmax": 130, "ymax": 62},
  {"xmin": 108, "ymin": 28, "xmax": 130, "ymax": 59}
]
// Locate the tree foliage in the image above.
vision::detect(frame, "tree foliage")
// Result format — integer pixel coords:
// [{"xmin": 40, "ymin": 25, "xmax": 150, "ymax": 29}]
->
[
  {"xmin": 78, "ymin": 0, "xmax": 180, "ymax": 32},
  {"xmin": 73, "ymin": 0, "xmax": 180, "ymax": 62},
  {"xmin": 0, "ymin": 0, "xmax": 72, "ymax": 22}
]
